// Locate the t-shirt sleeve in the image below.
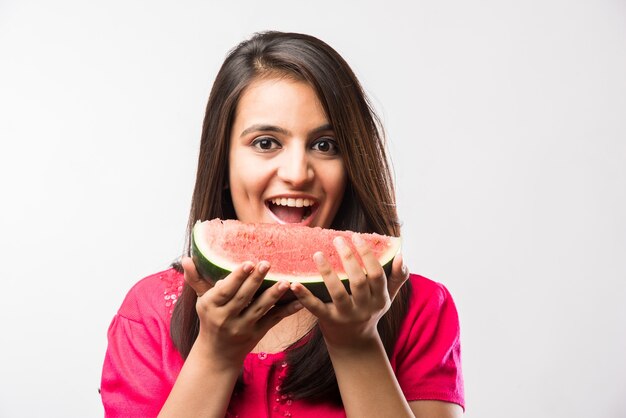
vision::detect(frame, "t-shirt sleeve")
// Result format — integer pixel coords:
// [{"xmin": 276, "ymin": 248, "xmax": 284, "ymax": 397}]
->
[
  {"xmin": 392, "ymin": 276, "xmax": 464, "ymax": 409},
  {"xmin": 100, "ymin": 274, "xmax": 184, "ymax": 418}
]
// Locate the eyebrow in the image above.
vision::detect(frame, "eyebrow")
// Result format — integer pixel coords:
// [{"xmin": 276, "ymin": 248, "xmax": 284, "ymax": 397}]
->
[{"xmin": 239, "ymin": 123, "xmax": 333, "ymax": 137}]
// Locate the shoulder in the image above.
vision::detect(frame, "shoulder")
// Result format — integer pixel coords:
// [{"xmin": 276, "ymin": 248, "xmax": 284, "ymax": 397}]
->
[
  {"xmin": 393, "ymin": 274, "xmax": 464, "ymax": 408},
  {"xmin": 116, "ymin": 267, "xmax": 185, "ymax": 323},
  {"xmin": 405, "ymin": 273, "xmax": 456, "ymax": 310},
  {"xmin": 102, "ymin": 267, "xmax": 185, "ymax": 415},
  {"xmin": 396, "ymin": 273, "xmax": 462, "ymax": 349}
]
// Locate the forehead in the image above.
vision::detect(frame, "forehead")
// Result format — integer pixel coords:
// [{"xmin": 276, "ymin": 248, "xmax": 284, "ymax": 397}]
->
[{"xmin": 233, "ymin": 77, "xmax": 328, "ymax": 127}]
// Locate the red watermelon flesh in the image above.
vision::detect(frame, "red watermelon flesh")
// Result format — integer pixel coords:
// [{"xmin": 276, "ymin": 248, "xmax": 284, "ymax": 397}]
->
[{"xmin": 192, "ymin": 219, "xmax": 400, "ymax": 284}]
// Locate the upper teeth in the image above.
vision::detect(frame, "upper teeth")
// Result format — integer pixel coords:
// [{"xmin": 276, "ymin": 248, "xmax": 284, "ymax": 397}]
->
[{"xmin": 270, "ymin": 198, "xmax": 314, "ymax": 208}]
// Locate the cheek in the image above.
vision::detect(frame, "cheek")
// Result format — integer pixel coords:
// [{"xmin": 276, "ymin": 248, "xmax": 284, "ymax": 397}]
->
[
  {"xmin": 328, "ymin": 163, "xmax": 347, "ymax": 195},
  {"xmin": 228, "ymin": 171, "xmax": 266, "ymax": 222},
  {"xmin": 229, "ymin": 175, "xmax": 260, "ymax": 201},
  {"xmin": 229, "ymin": 161, "xmax": 268, "ymax": 202},
  {"xmin": 229, "ymin": 151, "xmax": 253, "ymax": 189},
  {"xmin": 319, "ymin": 163, "xmax": 347, "ymax": 211}
]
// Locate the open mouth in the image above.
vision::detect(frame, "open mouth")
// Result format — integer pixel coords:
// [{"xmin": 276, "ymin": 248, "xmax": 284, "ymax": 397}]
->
[{"xmin": 266, "ymin": 197, "xmax": 318, "ymax": 225}]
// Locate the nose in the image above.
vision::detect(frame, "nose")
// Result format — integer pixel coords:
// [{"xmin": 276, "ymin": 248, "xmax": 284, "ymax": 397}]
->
[{"xmin": 277, "ymin": 147, "xmax": 314, "ymax": 187}]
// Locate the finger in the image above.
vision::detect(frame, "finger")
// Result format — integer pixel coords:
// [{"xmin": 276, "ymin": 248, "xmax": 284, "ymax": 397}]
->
[
  {"xmin": 208, "ymin": 261, "xmax": 255, "ymax": 306},
  {"xmin": 243, "ymin": 279, "xmax": 291, "ymax": 319},
  {"xmin": 315, "ymin": 249, "xmax": 353, "ymax": 311},
  {"xmin": 333, "ymin": 237, "xmax": 369, "ymax": 308},
  {"xmin": 388, "ymin": 253, "xmax": 410, "ymax": 301},
  {"xmin": 227, "ymin": 261, "xmax": 270, "ymax": 312},
  {"xmin": 256, "ymin": 300, "xmax": 304, "ymax": 333},
  {"xmin": 182, "ymin": 257, "xmax": 213, "ymax": 297},
  {"xmin": 290, "ymin": 282, "xmax": 329, "ymax": 318},
  {"xmin": 351, "ymin": 234, "xmax": 387, "ymax": 299}
]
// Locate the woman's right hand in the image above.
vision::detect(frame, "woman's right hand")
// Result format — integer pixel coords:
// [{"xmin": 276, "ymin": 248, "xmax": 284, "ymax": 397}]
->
[{"xmin": 181, "ymin": 257, "xmax": 303, "ymax": 368}]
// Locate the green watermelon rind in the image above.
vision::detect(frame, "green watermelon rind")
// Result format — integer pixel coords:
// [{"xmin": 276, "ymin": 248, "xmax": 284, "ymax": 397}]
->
[{"xmin": 190, "ymin": 221, "xmax": 400, "ymax": 303}]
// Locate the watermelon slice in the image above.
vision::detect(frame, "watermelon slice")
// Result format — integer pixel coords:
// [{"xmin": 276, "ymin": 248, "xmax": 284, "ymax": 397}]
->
[{"xmin": 191, "ymin": 219, "xmax": 401, "ymax": 303}]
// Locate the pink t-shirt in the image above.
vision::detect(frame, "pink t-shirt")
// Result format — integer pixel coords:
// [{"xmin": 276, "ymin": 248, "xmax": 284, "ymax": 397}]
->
[{"xmin": 101, "ymin": 268, "xmax": 464, "ymax": 417}]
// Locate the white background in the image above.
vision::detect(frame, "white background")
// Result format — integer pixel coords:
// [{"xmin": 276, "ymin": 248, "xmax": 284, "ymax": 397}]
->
[{"xmin": 1, "ymin": 1, "xmax": 625, "ymax": 417}]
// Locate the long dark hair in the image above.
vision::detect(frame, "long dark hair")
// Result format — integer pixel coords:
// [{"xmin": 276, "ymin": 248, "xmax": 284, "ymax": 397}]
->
[{"xmin": 170, "ymin": 31, "xmax": 411, "ymax": 405}]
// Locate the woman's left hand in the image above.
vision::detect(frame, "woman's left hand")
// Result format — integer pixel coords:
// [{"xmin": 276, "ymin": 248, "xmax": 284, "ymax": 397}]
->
[{"xmin": 290, "ymin": 234, "xmax": 410, "ymax": 350}]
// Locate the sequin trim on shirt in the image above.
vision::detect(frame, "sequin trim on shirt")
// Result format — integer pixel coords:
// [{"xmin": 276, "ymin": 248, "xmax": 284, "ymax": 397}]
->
[
  {"xmin": 226, "ymin": 354, "xmax": 294, "ymax": 418},
  {"xmin": 160, "ymin": 271, "xmax": 184, "ymax": 316},
  {"xmin": 272, "ymin": 359, "xmax": 294, "ymax": 416}
]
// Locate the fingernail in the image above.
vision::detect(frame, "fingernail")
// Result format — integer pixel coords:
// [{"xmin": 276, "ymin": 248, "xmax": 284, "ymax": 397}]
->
[
  {"xmin": 292, "ymin": 302, "xmax": 303, "ymax": 311},
  {"xmin": 242, "ymin": 262, "xmax": 254, "ymax": 273},
  {"xmin": 277, "ymin": 280, "xmax": 289, "ymax": 291},
  {"xmin": 333, "ymin": 236, "xmax": 347, "ymax": 249},
  {"xmin": 313, "ymin": 251, "xmax": 325, "ymax": 266},
  {"xmin": 258, "ymin": 261, "xmax": 270, "ymax": 274},
  {"xmin": 352, "ymin": 234, "xmax": 365, "ymax": 247}
]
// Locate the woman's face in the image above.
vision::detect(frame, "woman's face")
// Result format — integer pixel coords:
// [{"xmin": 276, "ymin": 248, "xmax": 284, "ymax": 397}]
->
[{"xmin": 228, "ymin": 77, "xmax": 347, "ymax": 228}]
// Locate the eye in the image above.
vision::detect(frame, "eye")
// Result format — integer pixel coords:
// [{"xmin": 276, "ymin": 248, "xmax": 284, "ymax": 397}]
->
[
  {"xmin": 312, "ymin": 138, "xmax": 339, "ymax": 155},
  {"xmin": 252, "ymin": 137, "xmax": 281, "ymax": 151}
]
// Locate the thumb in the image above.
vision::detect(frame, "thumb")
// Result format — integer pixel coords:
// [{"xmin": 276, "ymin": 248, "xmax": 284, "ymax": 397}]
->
[
  {"xmin": 181, "ymin": 256, "xmax": 213, "ymax": 297},
  {"xmin": 388, "ymin": 253, "xmax": 410, "ymax": 301}
]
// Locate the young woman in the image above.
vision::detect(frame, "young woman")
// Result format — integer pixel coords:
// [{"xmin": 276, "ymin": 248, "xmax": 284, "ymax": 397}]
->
[{"xmin": 101, "ymin": 31, "xmax": 464, "ymax": 417}]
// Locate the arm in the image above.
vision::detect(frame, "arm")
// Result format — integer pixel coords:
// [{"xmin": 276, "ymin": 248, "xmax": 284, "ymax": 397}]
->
[
  {"xmin": 158, "ymin": 258, "xmax": 302, "ymax": 417},
  {"xmin": 291, "ymin": 236, "xmax": 463, "ymax": 417},
  {"xmin": 158, "ymin": 337, "xmax": 241, "ymax": 418},
  {"xmin": 409, "ymin": 401, "xmax": 463, "ymax": 418},
  {"xmin": 325, "ymin": 332, "xmax": 413, "ymax": 417},
  {"xmin": 327, "ymin": 340, "xmax": 463, "ymax": 417}
]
